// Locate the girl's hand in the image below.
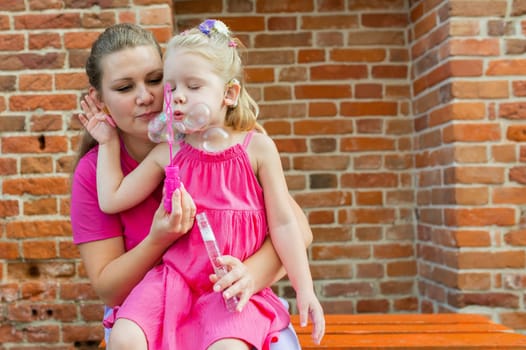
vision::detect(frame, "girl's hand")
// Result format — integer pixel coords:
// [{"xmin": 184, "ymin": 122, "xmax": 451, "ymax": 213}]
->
[
  {"xmin": 209, "ymin": 255, "xmax": 256, "ymax": 312},
  {"xmin": 297, "ymin": 290, "xmax": 325, "ymax": 345},
  {"xmin": 150, "ymin": 185, "xmax": 196, "ymax": 247},
  {"xmin": 78, "ymin": 95, "xmax": 118, "ymax": 145}
]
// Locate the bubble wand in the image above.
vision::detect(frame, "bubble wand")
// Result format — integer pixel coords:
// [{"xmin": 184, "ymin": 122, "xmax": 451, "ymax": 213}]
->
[{"xmin": 162, "ymin": 82, "xmax": 180, "ymax": 213}]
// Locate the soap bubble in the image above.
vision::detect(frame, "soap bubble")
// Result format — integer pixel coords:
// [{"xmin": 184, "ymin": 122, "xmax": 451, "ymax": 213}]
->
[
  {"xmin": 174, "ymin": 103, "xmax": 211, "ymax": 134},
  {"xmin": 148, "ymin": 112, "xmax": 168, "ymax": 143},
  {"xmin": 148, "ymin": 104, "xmax": 211, "ymax": 142},
  {"xmin": 200, "ymin": 127, "xmax": 232, "ymax": 153}
]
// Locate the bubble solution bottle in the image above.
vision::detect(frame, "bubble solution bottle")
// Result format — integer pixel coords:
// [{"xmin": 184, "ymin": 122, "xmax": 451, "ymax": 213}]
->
[{"xmin": 196, "ymin": 212, "xmax": 240, "ymax": 312}]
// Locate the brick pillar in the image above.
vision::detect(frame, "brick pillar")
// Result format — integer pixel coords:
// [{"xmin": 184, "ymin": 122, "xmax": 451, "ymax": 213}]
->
[{"xmin": 412, "ymin": 0, "xmax": 526, "ymax": 330}]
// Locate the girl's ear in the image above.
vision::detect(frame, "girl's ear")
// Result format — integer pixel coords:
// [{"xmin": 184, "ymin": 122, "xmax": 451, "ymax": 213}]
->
[{"xmin": 224, "ymin": 79, "xmax": 240, "ymax": 108}]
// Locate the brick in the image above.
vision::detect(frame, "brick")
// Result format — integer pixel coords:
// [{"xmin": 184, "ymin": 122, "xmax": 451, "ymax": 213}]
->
[
  {"xmin": 14, "ymin": 13, "xmax": 81, "ymax": 29},
  {"xmin": 330, "ymin": 48, "xmax": 387, "ymax": 62},
  {"xmin": 310, "ymin": 262, "xmax": 353, "ymax": 280},
  {"xmin": 451, "ymin": 80, "xmax": 509, "ymax": 99},
  {"xmin": 458, "ymin": 272, "xmax": 492, "ymax": 290},
  {"xmin": 3, "ymin": 136, "xmax": 68, "ymax": 153},
  {"xmin": 504, "ymin": 229, "xmax": 526, "ymax": 246},
  {"xmin": 458, "ymin": 251, "xmax": 525, "ymax": 269},
  {"xmin": 64, "ymin": 31, "xmax": 101, "ymax": 49},
  {"xmin": 311, "ymin": 64, "xmax": 367, "ymax": 80},
  {"xmin": 341, "ymin": 137, "xmax": 396, "ymax": 152},
  {"xmin": 21, "ymin": 281, "xmax": 57, "ymax": 301},
  {"xmin": 374, "ymin": 244, "xmax": 414, "ymax": 259},
  {"xmin": 7, "ymin": 261, "xmax": 75, "ymax": 280},
  {"xmin": 28, "ymin": 32, "xmax": 61, "ymax": 49},
  {"xmin": 323, "ymin": 282, "xmax": 374, "ymax": 297},
  {"xmin": 312, "ymin": 243, "xmax": 370, "ymax": 260},
  {"xmin": 0, "ymin": 34, "xmax": 25, "ymax": 50},
  {"xmin": 256, "ymin": 0, "xmax": 313, "ymax": 12},
  {"xmin": 19, "ymin": 73, "xmax": 52, "ymax": 91},
  {"xmin": 60, "ymin": 282, "xmax": 98, "ymax": 300},
  {"xmin": 302, "ymin": 15, "xmax": 358, "ymax": 30},
  {"xmin": 356, "ymin": 191, "xmax": 382, "ymax": 206},
  {"xmin": 500, "ymin": 312, "xmax": 526, "ymax": 330},
  {"xmin": 24, "ymin": 249, "xmax": 67, "ymax": 279},
  {"xmin": 9, "ymin": 93, "xmax": 77, "ymax": 111},
  {"xmin": 443, "ymin": 123, "xmax": 501, "ymax": 143},
  {"xmin": 24, "ymin": 198, "xmax": 58, "ymax": 215},
  {"xmin": 339, "ymin": 208, "xmax": 395, "ymax": 224},
  {"xmin": 0, "ymin": 197, "xmax": 20, "ymax": 217},
  {"xmin": 294, "ymin": 84, "xmax": 351, "ymax": 99},
  {"xmin": 80, "ymin": 302, "xmax": 104, "ymax": 322},
  {"xmin": 0, "ymin": 241, "xmax": 19, "ymax": 259},
  {"xmin": 507, "ymin": 125, "xmax": 526, "ymax": 141},
  {"xmin": 30, "ymin": 115, "xmax": 63, "ymax": 132},
  {"xmin": 341, "ymin": 101, "xmax": 398, "ymax": 116},
  {"xmin": 293, "ymin": 155, "xmax": 349, "ymax": 170},
  {"xmin": 6, "ymin": 220, "xmax": 71, "ymax": 238},
  {"xmin": 445, "ymin": 208, "xmax": 516, "ymax": 226},
  {"xmin": 4, "ymin": 177, "xmax": 69, "ymax": 196},
  {"xmin": 450, "ymin": 0, "xmax": 507, "ymax": 17},
  {"xmin": 487, "ymin": 59, "xmax": 526, "ymax": 75},
  {"xmin": 450, "ymin": 19, "xmax": 480, "ymax": 36},
  {"xmin": 357, "ymin": 299, "xmax": 390, "ymax": 313},
  {"xmin": 20, "ymin": 156, "xmax": 53, "ymax": 173}
]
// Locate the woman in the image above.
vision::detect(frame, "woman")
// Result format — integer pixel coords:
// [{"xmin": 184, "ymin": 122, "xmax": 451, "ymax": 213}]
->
[{"xmin": 70, "ymin": 23, "xmax": 312, "ymax": 349}]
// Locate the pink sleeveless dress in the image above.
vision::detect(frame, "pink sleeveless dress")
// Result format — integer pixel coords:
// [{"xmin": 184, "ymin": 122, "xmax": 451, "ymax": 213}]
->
[{"xmin": 114, "ymin": 132, "xmax": 290, "ymax": 349}]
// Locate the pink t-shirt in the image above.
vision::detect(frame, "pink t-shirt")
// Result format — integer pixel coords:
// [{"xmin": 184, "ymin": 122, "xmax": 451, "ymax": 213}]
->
[{"xmin": 71, "ymin": 143, "xmax": 163, "ymax": 251}]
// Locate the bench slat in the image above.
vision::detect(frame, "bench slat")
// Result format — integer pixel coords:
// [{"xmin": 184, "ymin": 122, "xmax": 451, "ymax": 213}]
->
[
  {"xmin": 297, "ymin": 333, "xmax": 526, "ymax": 350},
  {"xmin": 293, "ymin": 322, "xmax": 509, "ymax": 334},
  {"xmin": 291, "ymin": 314, "xmax": 526, "ymax": 349}
]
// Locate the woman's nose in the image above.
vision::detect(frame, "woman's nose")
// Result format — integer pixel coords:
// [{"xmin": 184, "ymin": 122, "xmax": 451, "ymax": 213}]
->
[{"xmin": 136, "ymin": 85, "xmax": 154, "ymax": 105}]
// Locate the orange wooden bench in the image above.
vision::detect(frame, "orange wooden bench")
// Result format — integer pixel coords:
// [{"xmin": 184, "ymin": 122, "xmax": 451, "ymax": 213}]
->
[
  {"xmin": 100, "ymin": 313, "xmax": 526, "ymax": 349},
  {"xmin": 291, "ymin": 313, "xmax": 526, "ymax": 349}
]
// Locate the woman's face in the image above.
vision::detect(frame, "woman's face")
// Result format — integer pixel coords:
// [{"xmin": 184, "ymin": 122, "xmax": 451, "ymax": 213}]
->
[{"xmin": 97, "ymin": 45, "xmax": 164, "ymax": 143}]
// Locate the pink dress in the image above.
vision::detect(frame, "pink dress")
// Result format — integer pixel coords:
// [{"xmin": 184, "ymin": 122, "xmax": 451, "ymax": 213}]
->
[{"xmin": 115, "ymin": 132, "xmax": 290, "ymax": 349}]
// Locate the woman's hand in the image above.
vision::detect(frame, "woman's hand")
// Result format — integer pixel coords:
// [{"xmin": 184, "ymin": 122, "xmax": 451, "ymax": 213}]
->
[
  {"xmin": 209, "ymin": 255, "xmax": 256, "ymax": 312},
  {"xmin": 149, "ymin": 185, "xmax": 196, "ymax": 248},
  {"xmin": 78, "ymin": 95, "xmax": 118, "ymax": 145}
]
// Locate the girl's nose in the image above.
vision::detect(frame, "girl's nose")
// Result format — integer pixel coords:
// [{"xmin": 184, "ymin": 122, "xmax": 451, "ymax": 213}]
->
[{"xmin": 173, "ymin": 91, "xmax": 186, "ymax": 104}]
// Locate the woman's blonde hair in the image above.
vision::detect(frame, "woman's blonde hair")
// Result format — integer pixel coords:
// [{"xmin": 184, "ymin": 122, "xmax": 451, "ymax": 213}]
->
[{"xmin": 166, "ymin": 19, "xmax": 264, "ymax": 133}]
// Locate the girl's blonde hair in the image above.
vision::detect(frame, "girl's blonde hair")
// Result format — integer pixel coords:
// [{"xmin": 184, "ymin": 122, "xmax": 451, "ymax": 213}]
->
[{"xmin": 166, "ymin": 19, "xmax": 264, "ymax": 133}]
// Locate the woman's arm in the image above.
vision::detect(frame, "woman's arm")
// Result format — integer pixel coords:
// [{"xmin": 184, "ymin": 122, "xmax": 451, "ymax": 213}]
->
[{"xmin": 78, "ymin": 188, "xmax": 196, "ymax": 306}]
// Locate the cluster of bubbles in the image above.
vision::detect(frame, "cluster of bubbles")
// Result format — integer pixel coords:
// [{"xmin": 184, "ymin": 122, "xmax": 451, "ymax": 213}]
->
[{"xmin": 148, "ymin": 103, "xmax": 231, "ymax": 153}]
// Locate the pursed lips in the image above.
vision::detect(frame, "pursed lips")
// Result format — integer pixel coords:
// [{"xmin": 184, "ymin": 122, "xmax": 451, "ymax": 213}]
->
[{"xmin": 136, "ymin": 111, "xmax": 159, "ymax": 120}]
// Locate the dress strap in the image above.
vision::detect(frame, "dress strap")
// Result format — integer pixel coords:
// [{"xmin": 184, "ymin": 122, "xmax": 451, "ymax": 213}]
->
[{"xmin": 242, "ymin": 130, "xmax": 255, "ymax": 149}]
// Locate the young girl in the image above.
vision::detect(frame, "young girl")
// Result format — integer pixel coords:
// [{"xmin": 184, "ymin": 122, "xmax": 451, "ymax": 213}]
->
[{"xmin": 81, "ymin": 19, "xmax": 324, "ymax": 349}]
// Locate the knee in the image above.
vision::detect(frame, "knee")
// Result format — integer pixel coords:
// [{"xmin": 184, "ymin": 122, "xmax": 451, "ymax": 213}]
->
[{"xmin": 108, "ymin": 319, "xmax": 147, "ymax": 350}]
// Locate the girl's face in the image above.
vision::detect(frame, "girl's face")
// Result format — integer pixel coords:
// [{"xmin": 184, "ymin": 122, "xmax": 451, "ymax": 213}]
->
[
  {"xmin": 96, "ymin": 45, "xmax": 164, "ymax": 143},
  {"xmin": 163, "ymin": 48, "xmax": 229, "ymax": 128}
]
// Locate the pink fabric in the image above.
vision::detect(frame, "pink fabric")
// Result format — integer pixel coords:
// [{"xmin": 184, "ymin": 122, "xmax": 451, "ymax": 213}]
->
[
  {"xmin": 71, "ymin": 142, "xmax": 163, "ymax": 250},
  {"xmin": 114, "ymin": 134, "xmax": 290, "ymax": 349}
]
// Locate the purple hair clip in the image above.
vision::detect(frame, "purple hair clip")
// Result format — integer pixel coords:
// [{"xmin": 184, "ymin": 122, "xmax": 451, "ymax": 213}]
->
[{"xmin": 198, "ymin": 19, "xmax": 231, "ymax": 38}]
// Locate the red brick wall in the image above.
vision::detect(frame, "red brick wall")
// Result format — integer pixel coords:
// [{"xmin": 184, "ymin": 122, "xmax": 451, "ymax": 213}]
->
[{"xmin": 1, "ymin": 0, "xmax": 525, "ymax": 347}]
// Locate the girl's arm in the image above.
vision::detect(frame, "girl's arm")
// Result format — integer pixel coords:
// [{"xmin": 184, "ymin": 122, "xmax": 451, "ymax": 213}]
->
[
  {"xmin": 252, "ymin": 132, "xmax": 325, "ymax": 343},
  {"xmin": 78, "ymin": 188, "xmax": 196, "ymax": 306},
  {"xmin": 96, "ymin": 141, "xmax": 167, "ymax": 213},
  {"xmin": 79, "ymin": 95, "xmax": 168, "ymax": 214}
]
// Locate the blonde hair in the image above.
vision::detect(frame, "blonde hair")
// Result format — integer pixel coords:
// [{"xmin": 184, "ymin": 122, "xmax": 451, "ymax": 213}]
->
[{"xmin": 166, "ymin": 19, "xmax": 262, "ymax": 132}]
